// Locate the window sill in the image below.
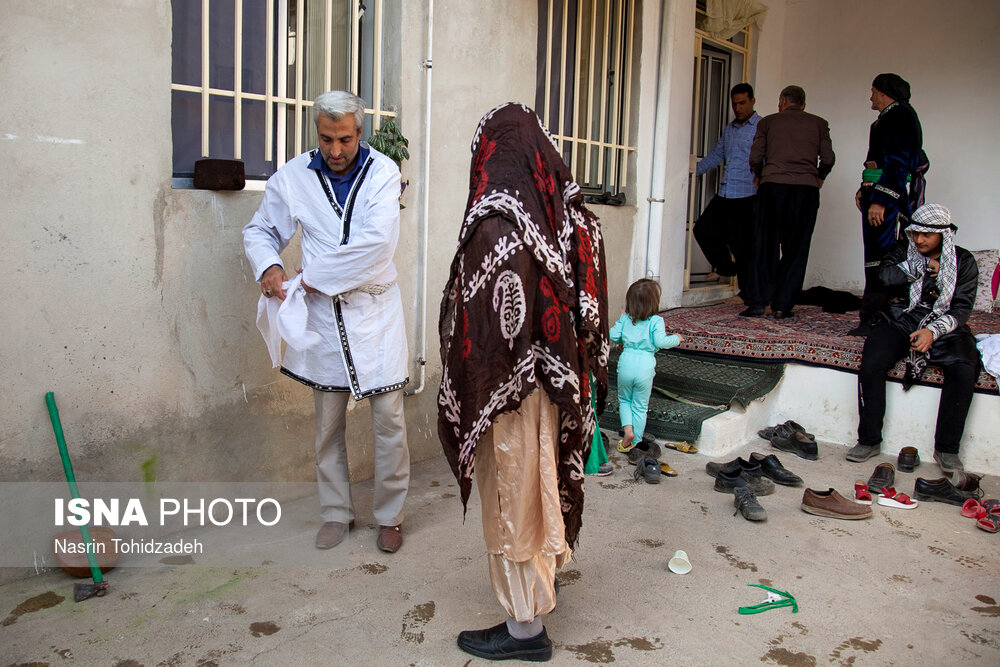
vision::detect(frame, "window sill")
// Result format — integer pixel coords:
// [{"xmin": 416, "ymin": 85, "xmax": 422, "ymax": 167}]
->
[{"xmin": 171, "ymin": 177, "xmax": 266, "ymax": 192}]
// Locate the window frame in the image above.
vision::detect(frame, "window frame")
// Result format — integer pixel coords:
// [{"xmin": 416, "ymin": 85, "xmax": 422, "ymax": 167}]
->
[
  {"xmin": 170, "ymin": 0, "xmax": 399, "ymax": 189},
  {"xmin": 535, "ymin": 0, "xmax": 639, "ymax": 202}
]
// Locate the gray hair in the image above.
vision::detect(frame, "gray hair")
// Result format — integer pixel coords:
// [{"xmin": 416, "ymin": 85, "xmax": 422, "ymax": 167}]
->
[
  {"xmin": 313, "ymin": 91, "xmax": 365, "ymax": 129},
  {"xmin": 779, "ymin": 85, "xmax": 806, "ymax": 107}
]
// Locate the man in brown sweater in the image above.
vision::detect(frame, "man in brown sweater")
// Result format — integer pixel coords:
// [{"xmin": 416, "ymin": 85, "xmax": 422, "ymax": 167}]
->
[{"xmin": 743, "ymin": 85, "xmax": 835, "ymax": 318}]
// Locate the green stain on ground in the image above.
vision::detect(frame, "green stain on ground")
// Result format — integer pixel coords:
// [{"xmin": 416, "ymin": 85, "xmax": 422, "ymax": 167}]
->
[{"xmin": 141, "ymin": 456, "xmax": 156, "ymax": 483}]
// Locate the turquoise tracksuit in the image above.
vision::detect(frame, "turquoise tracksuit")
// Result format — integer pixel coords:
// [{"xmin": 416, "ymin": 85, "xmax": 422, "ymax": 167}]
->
[{"xmin": 609, "ymin": 314, "xmax": 681, "ymax": 440}]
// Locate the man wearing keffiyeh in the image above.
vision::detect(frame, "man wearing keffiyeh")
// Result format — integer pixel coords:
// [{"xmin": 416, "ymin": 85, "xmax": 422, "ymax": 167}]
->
[
  {"xmin": 438, "ymin": 103, "xmax": 609, "ymax": 661},
  {"xmin": 847, "ymin": 204, "xmax": 980, "ymax": 473}
]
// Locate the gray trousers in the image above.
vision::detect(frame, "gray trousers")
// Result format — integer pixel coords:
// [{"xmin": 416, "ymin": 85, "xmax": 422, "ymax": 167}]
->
[{"xmin": 313, "ymin": 389, "xmax": 409, "ymax": 526}]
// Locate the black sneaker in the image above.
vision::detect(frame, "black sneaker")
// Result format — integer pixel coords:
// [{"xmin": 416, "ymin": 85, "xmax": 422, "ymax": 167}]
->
[
  {"xmin": 733, "ymin": 487, "xmax": 766, "ymax": 521},
  {"xmin": 457, "ymin": 622, "xmax": 553, "ymax": 662}
]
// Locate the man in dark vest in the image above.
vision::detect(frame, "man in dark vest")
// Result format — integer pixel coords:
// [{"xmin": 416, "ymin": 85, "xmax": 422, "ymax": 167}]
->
[{"xmin": 849, "ymin": 73, "xmax": 924, "ymax": 336}]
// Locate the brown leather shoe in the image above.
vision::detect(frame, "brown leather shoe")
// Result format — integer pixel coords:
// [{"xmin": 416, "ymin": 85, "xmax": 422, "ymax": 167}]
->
[
  {"xmin": 896, "ymin": 446, "xmax": 920, "ymax": 473},
  {"xmin": 801, "ymin": 488, "xmax": 873, "ymax": 520},
  {"xmin": 377, "ymin": 524, "xmax": 403, "ymax": 553},
  {"xmin": 315, "ymin": 520, "xmax": 354, "ymax": 549}
]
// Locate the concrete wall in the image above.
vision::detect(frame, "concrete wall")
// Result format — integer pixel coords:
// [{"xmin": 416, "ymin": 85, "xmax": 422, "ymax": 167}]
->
[
  {"xmin": 0, "ymin": 0, "xmax": 541, "ymax": 491},
  {"xmin": 780, "ymin": 0, "xmax": 1000, "ymax": 291}
]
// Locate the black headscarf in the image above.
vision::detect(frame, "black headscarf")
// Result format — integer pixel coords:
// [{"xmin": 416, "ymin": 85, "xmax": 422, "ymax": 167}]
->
[{"xmin": 872, "ymin": 73, "xmax": 911, "ymax": 103}]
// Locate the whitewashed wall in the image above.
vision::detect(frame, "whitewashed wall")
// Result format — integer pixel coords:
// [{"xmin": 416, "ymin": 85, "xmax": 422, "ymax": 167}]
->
[{"xmin": 780, "ymin": 0, "xmax": 999, "ymax": 291}]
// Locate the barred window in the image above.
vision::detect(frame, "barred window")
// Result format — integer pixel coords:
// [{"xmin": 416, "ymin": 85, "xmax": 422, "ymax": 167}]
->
[
  {"xmin": 170, "ymin": 0, "xmax": 400, "ymax": 186},
  {"xmin": 535, "ymin": 0, "xmax": 639, "ymax": 203}
]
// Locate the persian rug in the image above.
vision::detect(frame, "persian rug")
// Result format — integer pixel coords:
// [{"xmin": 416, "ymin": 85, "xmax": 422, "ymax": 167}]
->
[
  {"xmin": 658, "ymin": 303, "xmax": 999, "ymax": 394},
  {"xmin": 599, "ymin": 349, "xmax": 784, "ymax": 443}
]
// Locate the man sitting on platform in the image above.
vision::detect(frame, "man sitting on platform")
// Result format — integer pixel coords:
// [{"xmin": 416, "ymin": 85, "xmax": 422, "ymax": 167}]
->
[{"xmin": 847, "ymin": 204, "xmax": 980, "ymax": 472}]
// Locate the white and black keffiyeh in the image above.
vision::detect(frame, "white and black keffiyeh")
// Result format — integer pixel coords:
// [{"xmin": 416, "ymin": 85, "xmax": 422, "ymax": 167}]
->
[{"xmin": 896, "ymin": 203, "xmax": 959, "ymax": 386}]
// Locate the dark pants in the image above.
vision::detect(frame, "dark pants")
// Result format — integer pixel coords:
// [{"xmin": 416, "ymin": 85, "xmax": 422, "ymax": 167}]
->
[
  {"xmin": 857, "ymin": 323, "xmax": 978, "ymax": 453},
  {"xmin": 745, "ymin": 182, "xmax": 819, "ymax": 312},
  {"xmin": 858, "ymin": 191, "xmax": 909, "ymax": 327},
  {"xmin": 693, "ymin": 194, "xmax": 755, "ymax": 289}
]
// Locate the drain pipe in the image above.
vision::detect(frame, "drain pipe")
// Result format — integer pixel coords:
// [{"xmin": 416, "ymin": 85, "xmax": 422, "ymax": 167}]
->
[
  {"xmin": 644, "ymin": 0, "xmax": 670, "ymax": 281},
  {"xmin": 405, "ymin": 0, "xmax": 433, "ymax": 397}
]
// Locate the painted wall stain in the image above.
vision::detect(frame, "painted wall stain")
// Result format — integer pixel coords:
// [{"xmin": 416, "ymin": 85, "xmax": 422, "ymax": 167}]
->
[
  {"xmin": 159, "ymin": 555, "xmax": 195, "ymax": 565},
  {"xmin": 762, "ymin": 647, "xmax": 816, "ymax": 666},
  {"xmin": 556, "ymin": 569, "xmax": 581, "ymax": 585},
  {"xmin": 635, "ymin": 538, "xmax": 664, "ymax": 548},
  {"xmin": 563, "ymin": 639, "xmax": 614, "ymax": 663},
  {"xmin": 401, "ymin": 601, "xmax": 435, "ymax": 644},
  {"xmin": 829, "ymin": 637, "xmax": 882, "ymax": 663},
  {"xmin": 971, "ymin": 596, "xmax": 1000, "ymax": 616},
  {"xmin": 141, "ymin": 455, "xmax": 157, "ymax": 483},
  {"xmin": 360, "ymin": 563, "xmax": 388, "ymax": 575},
  {"xmin": 249, "ymin": 621, "xmax": 280, "ymax": 637},
  {"xmin": 714, "ymin": 544, "xmax": 757, "ymax": 572},
  {"xmin": 960, "ymin": 630, "xmax": 999, "ymax": 649},
  {"xmin": 2, "ymin": 591, "xmax": 65, "ymax": 626},
  {"xmin": 562, "ymin": 636, "xmax": 663, "ymax": 663}
]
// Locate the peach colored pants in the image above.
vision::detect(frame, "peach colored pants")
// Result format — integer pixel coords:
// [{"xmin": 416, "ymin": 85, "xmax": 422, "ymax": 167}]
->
[{"xmin": 476, "ymin": 390, "xmax": 571, "ymax": 622}]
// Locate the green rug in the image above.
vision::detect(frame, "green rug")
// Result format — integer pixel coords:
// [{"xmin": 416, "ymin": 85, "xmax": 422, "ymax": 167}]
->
[{"xmin": 599, "ymin": 349, "xmax": 784, "ymax": 443}]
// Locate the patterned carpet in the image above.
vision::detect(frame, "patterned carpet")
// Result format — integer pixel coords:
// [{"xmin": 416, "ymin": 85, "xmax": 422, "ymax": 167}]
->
[
  {"xmin": 599, "ymin": 349, "xmax": 784, "ymax": 443},
  {"xmin": 659, "ymin": 303, "xmax": 999, "ymax": 394}
]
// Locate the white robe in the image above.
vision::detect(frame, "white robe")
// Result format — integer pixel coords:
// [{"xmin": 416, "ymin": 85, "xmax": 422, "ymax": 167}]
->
[{"xmin": 243, "ymin": 145, "xmax": 408, "ymax": 399}]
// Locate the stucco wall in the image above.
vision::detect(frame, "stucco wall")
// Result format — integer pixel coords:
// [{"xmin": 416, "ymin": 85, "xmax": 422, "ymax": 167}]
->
[
  {"xmin": 780, "ymin": 0, "xmax": 1000, "ymax": 291},
  {"xmin": 0, "ymin": 0, "xmax": 541, "ymax": 491}
]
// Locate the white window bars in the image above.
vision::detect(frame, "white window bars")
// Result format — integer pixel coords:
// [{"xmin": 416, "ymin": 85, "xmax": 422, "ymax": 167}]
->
[
  {"xmin": 536, "ymin": 0, "xmax": 638, "ymax": 200},
  {"xmin": 171, "ymin": 0, "xmax": 397, "ymax": 183}
]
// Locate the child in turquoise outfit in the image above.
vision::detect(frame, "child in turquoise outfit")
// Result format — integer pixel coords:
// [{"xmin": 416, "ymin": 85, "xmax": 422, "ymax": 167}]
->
[{"xmin": 609, "ymin": 279, "xmax": 684, "ymax": 450}]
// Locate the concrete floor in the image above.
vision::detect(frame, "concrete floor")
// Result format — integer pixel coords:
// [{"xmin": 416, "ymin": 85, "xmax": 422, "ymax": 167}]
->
[{"xmin": 2, "ymin": 440, "xmax": 999, "ymax": 666}]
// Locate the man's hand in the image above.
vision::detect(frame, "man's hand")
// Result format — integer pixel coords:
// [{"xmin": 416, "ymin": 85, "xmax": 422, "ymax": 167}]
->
[
  {"xmin": 927, "ymin": 257, "xmax": 940, "ymax": 277},
  {"xmin": 296, "ymin": 268, "xmax": 319, "ymax": 294},
  {"xmin": 817, "ymin": 178, "xmax": 824, "ymax": 189},
  {"xmin": 855, "ymin": 189, "xmax": 863, "ymax": 212},
  {"xmin": 867, "ymin": 203, "xmax": 886, "ymax": 226},
  {"xmin": 260, "ymin": 264, "xmax": 288, "ymax": 300},
  {"xmin": 753, "ymin": 175, "xmax": 760, "ymax": 189},
  {"xmin": 909, "ymin": 328, "xmax": 934, "ymax": 353}
]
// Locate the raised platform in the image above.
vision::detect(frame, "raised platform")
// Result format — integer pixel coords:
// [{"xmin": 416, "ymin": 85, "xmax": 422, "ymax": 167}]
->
[{"xmin": 693, "ymin": 363, "xmax": 1000, "ymax": 476}]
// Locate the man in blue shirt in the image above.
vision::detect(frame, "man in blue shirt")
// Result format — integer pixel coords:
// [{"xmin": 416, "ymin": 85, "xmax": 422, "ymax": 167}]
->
[{"xmin": 693, "ymin": 83, "xmax": 760, "ymax": 295}]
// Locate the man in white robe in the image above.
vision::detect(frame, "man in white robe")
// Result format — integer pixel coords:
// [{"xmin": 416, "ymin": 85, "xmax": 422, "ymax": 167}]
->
[{"xmin": 243, "ymin": 91, "xmax": 410, "ymax": 553}]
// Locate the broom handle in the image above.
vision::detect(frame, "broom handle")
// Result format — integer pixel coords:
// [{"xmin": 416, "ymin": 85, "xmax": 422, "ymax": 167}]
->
[{"xmin": 45, "ymin": 392, "xmax": 103, "ymax": 584}]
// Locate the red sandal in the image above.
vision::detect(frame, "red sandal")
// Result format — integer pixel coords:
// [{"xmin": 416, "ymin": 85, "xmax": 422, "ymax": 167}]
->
[
  {"xmin": 853, "ymin": 481, "xmax": 872, "ymax": 505},
  {"xmin": 877, "ymin": 487, "xmax": 918, "ymax": 510},
  {"xmin": 976, "ymin": 514, "xmax": 1000, "ymax": 533}
]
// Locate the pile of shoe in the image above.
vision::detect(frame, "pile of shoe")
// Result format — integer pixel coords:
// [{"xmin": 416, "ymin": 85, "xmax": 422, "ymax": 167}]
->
[
  {"xmin": 851, "ymin": 463, "xmax": 918, "ymax": 510},
  {"xmin": 962, "ymin": 498, "xmax": 1000, "ymax": 533},
  {"xmin": 619, "ymin": 436, "xmax": 680, "ymax": 484},
  {"xmin": 705, "ymin": 453, "xmax": 803, "ymax": 521},
  {"xmin": 757, "ymin": 420, "xmax": 817, "ymax": 461}
]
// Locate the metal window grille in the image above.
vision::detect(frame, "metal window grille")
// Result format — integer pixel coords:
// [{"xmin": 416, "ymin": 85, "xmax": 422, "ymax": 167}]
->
[
  {"xmin": 535, "ymin": 0, "xmax": 638, "ymax": 201},
  {"xmin": 170, "ymin": 0, "xmax": 398, "ymax": 183}
]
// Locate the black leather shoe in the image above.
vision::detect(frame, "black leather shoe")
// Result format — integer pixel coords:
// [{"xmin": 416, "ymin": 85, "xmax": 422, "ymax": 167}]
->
[
  {"xmin": 770, "ymin": 427, "xmax": 818, "ymax": 461},
  {"xmin": 457, "ymin": 622, "xmax": 553, "ymax": 662},
  {"xmin": 846, "ymin": 324, "xmax": 871, "ymax": 337},
  {"xmin": 866, "ymin": 463, "xmax": 895, "ymax": 495},
  {"xmin": 773, "ymin": 309, "xmax": 794, "ymax": 319},
  {"xmin": 913, "ymin": 477, "xmax": 975, "ymax": 506},
  {"xmin": 709, "ymin": 460, "xmax": 774, "ymax": 495},
  {"xmin": 896, "ymin": 446, "xmax": 920, "ymax": 473},
  {"xmin": 739, "ymin": 306, "xmax": 765, "ymax": 317},
  {"xmin": 749, "ymin": 453, "xmax": 803, "ymax": 486}
]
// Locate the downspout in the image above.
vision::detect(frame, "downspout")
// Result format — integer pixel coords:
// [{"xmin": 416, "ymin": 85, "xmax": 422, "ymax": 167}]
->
[
  {"xmin": 644, "ymin": 0, "xmax": 669, "ymax": 280},
  {"xmin": 405, "ymin": 0, "xmax": 433, "ymax": 396}
]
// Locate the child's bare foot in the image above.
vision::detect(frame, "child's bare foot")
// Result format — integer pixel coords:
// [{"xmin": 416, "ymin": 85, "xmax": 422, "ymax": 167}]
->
[{"xmin": 617, "ymin": 426, "xmax": 635, "ymax": 452}]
